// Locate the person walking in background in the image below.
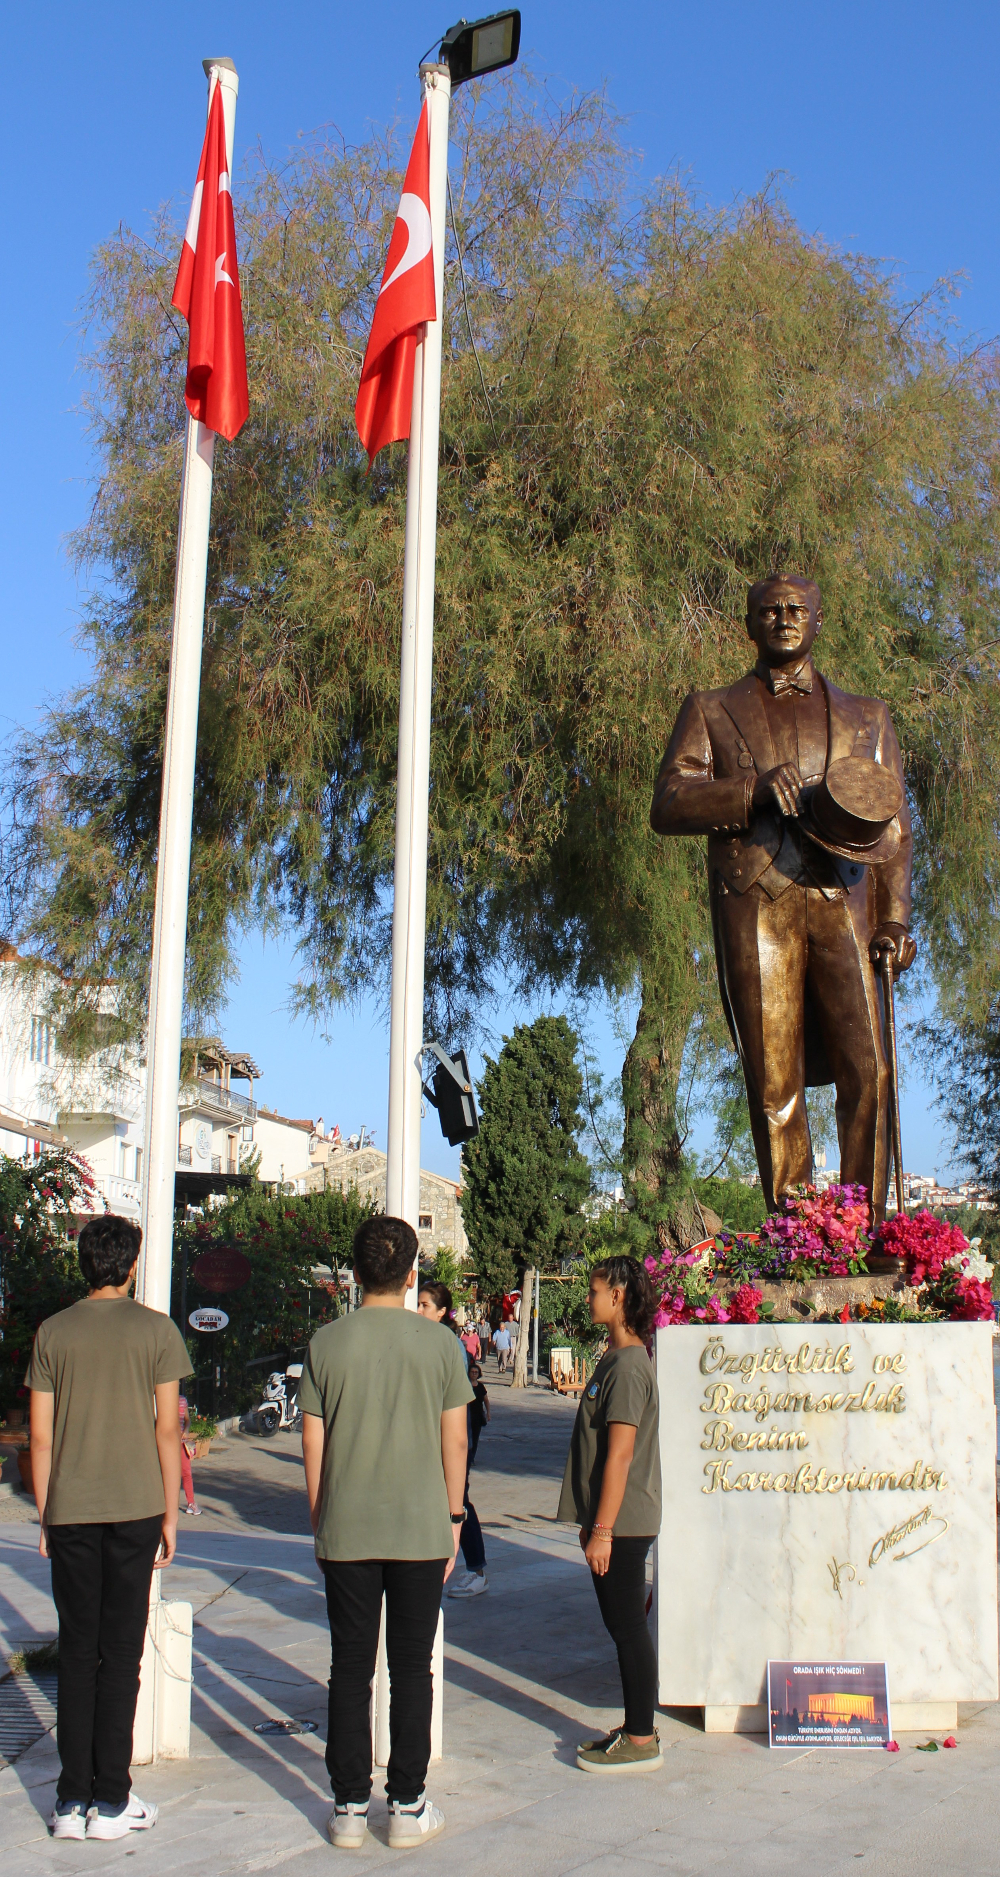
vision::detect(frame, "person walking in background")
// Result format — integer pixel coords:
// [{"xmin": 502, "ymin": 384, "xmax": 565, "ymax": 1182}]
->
[
  {"xmin": 492, "ymin": 1322, "xmax": 512, "ymax": 1374},
  {"xmin": 467, "ymin": 1362, "xmax": 490, "ymax": 1466},
  {"xmin": 178, "ymin": 1393, "xmax": 202, "ymax": 1517},
  {"xmin": 418, "ymin": 1282, "xmax": 488, "ymax": 1600},
  {"xmin": 28, "ymin": 1215, "xmax": 190, "ymax": 1840},
  {"xmin": 557, "ymin": 1255, "xmax": 663, "ymax": 1774},
  {"xmin": 459, "ymin": 1321, "xmax": 480, "ymax": 1364},
  {"xmin": 301, "ymin": 1221, "xmax": 472, "ymax": 1850}
]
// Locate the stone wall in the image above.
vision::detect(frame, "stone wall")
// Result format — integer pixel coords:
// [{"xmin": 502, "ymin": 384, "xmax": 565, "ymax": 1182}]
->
[{"xmin": 307, "ymin": 1143, "xmax": 469, "ymax": 1262}]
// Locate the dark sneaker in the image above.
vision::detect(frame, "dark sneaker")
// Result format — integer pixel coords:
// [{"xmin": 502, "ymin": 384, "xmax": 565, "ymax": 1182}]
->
[{"xmin": 577, "ymin": 1726, "xmax": 663, "ymax": 1773}]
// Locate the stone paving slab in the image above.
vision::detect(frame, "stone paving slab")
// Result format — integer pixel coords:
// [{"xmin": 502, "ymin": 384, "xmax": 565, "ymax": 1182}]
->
[{"xmin": 1, "ymin": 1378, "xmax": 998, "ymax": 1875}]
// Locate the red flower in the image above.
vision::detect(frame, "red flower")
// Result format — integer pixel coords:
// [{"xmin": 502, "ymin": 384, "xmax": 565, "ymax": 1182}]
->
[
  {"xmin": 729, "ymin": 1284, "xmax": 763, "ymax": 1324},
  {"xmin": 950, "ymin": 1276, "xmax": 994, "ymax": 1322}
]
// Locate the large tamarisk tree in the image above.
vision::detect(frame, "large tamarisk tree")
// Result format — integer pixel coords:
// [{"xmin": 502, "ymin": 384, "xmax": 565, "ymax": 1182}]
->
[{"xmin": 9, "ymin": 75, "xmax": 1000, "ymax": 1237}]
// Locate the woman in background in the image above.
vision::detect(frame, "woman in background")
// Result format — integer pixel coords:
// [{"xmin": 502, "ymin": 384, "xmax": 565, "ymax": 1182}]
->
[
  {"xmin": 557, "ymin": 1255, "xmax": 661, "ymax": 1773},
  {"xmin": 418, "ymin": 1282, "xmax": 487, "ymax": 1599}
]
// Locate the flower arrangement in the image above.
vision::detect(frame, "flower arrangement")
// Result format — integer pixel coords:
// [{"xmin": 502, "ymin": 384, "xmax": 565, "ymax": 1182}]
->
[
  {"xmin": 645, "ymin": 1191, "xmax": 996, "ymax": 1326},
  {"xmin": 871, "ymin": 1210, "xmax": 995, "ymax": 1322},
  {"xmin": 644, "ymin": 1235, "xmax": 731, "ymax": 1326},
  {"xmin": 753, "ymin": 1183, "xmax": 873, "ymax": 1280}
]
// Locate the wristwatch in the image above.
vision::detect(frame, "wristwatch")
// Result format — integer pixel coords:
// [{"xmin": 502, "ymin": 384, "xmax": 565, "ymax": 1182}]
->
[{"xmin": 451, "ymin": 1510, "xmax": 467, "ymax": 1525}]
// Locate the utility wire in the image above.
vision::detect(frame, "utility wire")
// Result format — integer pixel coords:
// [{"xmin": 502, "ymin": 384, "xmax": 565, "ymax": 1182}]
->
[{"xmin": 447, "ymin": 172, "xmax": 499, "ymax": 445}]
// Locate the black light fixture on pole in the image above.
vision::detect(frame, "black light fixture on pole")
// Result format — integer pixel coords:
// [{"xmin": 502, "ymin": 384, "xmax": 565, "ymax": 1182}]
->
[
  {"xmin": 439, "ymin": 11, "xmax": 521, "ymax": 86},
  {"xmin": 421, "ymin": 1042, "xmax": 480, "ymax": 1146}
]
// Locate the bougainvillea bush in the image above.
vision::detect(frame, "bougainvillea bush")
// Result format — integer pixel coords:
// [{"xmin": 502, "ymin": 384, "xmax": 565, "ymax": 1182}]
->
[
  {"xmin": 0, "ymin": 1151, "xmax": 98, "ymax": 1413},
  {"xmin": 646, "ymin": 1190, "xmax": 996, "ymax": 1326},
  {"xmin": 873, "ymin": 1209, "xmax": 994, "ymax": 1321},
  {"xmin": 753, "ymin": 1184, "xmax": 873, "ymax": 1279}
]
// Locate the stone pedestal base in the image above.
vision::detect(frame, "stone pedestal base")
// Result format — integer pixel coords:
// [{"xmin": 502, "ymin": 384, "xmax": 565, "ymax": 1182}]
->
[{"xmin": 703, "ymin": 1700, "xmax": 958, "ymax": 1734}]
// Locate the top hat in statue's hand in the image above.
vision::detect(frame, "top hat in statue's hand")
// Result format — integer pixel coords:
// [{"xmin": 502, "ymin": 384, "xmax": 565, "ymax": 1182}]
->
[{"xmin": 801, "ymin": 757, "xmax": 903, "ymax": 865}]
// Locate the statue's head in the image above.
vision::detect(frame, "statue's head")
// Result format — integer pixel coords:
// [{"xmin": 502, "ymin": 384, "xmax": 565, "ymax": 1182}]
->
[{"xmin": 746, "ymin": 574, "xmax": 822, "ymax": 666}]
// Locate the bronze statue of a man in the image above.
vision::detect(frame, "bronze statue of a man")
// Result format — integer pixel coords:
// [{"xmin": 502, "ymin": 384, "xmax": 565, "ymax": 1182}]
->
[{"xmin": 651, "ymin": 575, "xmax": 916, "ymax": 1218}]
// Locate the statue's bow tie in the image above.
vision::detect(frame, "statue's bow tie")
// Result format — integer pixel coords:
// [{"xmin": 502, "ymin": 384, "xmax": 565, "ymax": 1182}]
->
[{"xmin": 768, "ymin": 672, "xmax": 813, "ymax": 697}]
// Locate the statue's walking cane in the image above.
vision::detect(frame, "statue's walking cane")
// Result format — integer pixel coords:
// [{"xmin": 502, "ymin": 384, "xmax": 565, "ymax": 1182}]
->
[{"xmin": 876, "ymin": 943, "xmax": 906, "ymax": 1216}]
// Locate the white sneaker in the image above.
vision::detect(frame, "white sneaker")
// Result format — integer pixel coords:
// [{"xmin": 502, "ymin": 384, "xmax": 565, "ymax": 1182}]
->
[
  {"xmin": 448, "ymin": 1568, "xmax": 487, "ymax": 1599},
  {"xmin": 327, "ymin": 1802, "xmax": 369, "ymax": 1849},
  {"xmin": 50, "ymin": 1802, "xmax": 90, "ymax": 1840},
  {"xmin": 387, "ymin": 1799, "xmax": 446, "ymax": 1849},
  {"xmin": 86, "ymin": 1794, "xmax": 159, "ymax": 1839}
]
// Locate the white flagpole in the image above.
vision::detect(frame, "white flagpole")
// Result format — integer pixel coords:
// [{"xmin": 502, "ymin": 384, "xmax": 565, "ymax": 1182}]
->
[
  {"xmin": 385, "ymin": 62, "xmax": 451, "ymax": 1303},
  {"xmin": 137, "ymin": 58, "xmax": 240, "ymax": 1315}
]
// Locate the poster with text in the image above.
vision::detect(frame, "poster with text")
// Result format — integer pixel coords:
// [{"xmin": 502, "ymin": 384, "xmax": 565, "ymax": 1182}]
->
[{"xmin": 768, "ymin": 1661, "xmax": 891, "ymax": 1747}]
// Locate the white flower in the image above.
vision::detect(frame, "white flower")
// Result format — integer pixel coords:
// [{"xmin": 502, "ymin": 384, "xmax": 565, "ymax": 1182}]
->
[{"xmin": 946, "ymin": 1249, "xmax": 991, "ymax": 1281}]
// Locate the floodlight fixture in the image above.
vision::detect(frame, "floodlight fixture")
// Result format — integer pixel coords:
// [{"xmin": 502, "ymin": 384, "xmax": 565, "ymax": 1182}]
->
[
  {"xmin": 439, "ymin": 11, "xmax": 521, "ymax": 87},
  {"xmin": 422, "ymin": 1040, "xmax": 480, "ymax": 1145}
]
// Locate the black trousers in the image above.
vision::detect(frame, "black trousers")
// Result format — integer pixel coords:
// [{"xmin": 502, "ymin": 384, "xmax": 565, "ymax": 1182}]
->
[
  {"xmin": 458, "ymin": 1472, "xmax": 486, "ymax": 1572},
  {"xmin": 48, "ymin": 1516, "xmax": 163, "ymax": 1805},
  {"xmin": 591, "ymin": 1536, "xmax": 657, "ymax": 1737},
  {"xmin": 323, "ymin": 1559, "xmax": 446, "ymax": 1805}
]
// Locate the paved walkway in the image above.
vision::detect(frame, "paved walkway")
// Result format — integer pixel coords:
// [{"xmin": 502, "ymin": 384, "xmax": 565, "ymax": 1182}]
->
[{"xmin": 2, "ymin": 1375, "xmax": 999, "ymax": 1875}]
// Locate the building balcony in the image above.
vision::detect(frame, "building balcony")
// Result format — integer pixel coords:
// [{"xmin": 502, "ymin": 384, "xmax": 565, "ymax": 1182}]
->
[
  {"xmin": 83, "ymin": 1174, "xmax": 141, "ymax": 1215},
  {"xmin": 180, "ymin": 1078, "xmax": 257, "ymax": 1121}
]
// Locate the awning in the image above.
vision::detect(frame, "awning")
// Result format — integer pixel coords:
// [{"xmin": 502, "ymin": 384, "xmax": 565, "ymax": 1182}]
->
[
  {"xmin": 0, "ymin": 1109, "xmax": 68, "ymax": 1149},
  {"xmin": 175, "ymin": 1170, "xmax": 253, "ymax": 1208}
]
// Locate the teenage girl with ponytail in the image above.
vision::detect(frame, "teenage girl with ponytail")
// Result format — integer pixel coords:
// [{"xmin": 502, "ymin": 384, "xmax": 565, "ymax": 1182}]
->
[{"xmin": 557, "ymin": 1255, "xmax": 662, "ymax": 1772}]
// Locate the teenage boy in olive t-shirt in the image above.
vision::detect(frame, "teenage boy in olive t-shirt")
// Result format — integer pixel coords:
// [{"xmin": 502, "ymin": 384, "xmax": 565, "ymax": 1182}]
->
[
  {"xmin": 28, "ymin": 1214, "xmax": 191, "ymax": 1842},
  {"xmin": 300, "ymin": 1215, "xmax": 472, "ymax": 1853}
]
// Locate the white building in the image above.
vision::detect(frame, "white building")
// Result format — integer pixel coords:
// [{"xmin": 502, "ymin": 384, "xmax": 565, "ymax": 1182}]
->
[
  {"xmin": 0, "ymin": 959, "xmax": 315, "ymax": 1219},
  {"xmin": 0, "ymin": 955, "xmax": 472, "ymax": 1244}
]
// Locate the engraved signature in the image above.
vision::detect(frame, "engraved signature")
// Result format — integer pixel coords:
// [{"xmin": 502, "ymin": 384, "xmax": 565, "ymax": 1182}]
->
[
  {"xmin": 827, "ymin": 1557, "xmax": 865, "ymax": 1599},
  {"xmin": 868, "ymin": 1503, "xmax": 950, "ymax": 1569}
]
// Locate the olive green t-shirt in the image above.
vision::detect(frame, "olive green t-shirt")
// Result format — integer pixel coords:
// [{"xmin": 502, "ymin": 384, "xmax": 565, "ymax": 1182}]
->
[
  {"xmin": 557, "ymin": 1344, "xmax": 661, "ymax": 1536},
  {"xmin": 298, "ymin": 1308, "xmax": 473, "ymax": 1562},
  {"xmin": 27, "ymin": 1297, "xmax": 192, "ymax": 1525}
]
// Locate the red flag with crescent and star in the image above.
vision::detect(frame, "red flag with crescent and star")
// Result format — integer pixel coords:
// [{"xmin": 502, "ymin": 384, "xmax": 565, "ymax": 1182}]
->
[
  {"xmin": 172, "ymin": 81, "xmax": 249, "ymax": 441},
  {"xmin": 355, "ymin": 103, "xmax": 435, "ymax": 464}
]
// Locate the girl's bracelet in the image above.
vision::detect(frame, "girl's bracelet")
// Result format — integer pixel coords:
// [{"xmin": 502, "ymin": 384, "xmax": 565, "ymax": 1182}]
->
[{"xmin": 591, "ymin": 1523, "xmax": 614, "ymax": 1538}]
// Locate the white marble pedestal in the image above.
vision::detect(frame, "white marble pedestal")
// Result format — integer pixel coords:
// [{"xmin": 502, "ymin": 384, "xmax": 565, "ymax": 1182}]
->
[{"xmin": 654, "ymin": 1323, "xmax": 998, "ymax": 1731}]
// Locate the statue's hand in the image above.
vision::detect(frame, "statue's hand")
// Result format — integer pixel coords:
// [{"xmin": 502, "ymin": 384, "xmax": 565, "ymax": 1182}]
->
[
  {"xmin": 869, "ymin": 923, "xmax": 917, "ymax": 977},
  {"xmin": 752, "ymin": 762, "xmax": 805, "ymax": 818}
]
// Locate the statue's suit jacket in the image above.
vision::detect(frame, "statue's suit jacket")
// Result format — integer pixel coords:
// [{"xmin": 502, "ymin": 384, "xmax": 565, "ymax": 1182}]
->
[
  {"xmin": 651, "ymin": 670, "xmax": 912, "ymax": 925},
  {"xmin": 652, "ymin": 670, "xmax": 912, "ymax": 1093}
]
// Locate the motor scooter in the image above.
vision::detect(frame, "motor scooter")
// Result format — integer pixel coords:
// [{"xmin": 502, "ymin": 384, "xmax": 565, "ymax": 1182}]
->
[{"xmin": 253, "ymin": 1361, "xmax": 303, "ymax": 1436}]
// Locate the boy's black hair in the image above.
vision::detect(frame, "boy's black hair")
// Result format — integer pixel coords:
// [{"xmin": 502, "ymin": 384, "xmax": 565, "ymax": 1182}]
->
[
  {"xmin": 78, "ymin": 1214, "xmax": 142, "ymax": 1291},
  {"xmin": 468, "ymin": 1362, "xmax": 482, "ymax": 1379},
  {"xmin": 352, "ymin": 1215, "xmax": 418, "ymax": 1295}
]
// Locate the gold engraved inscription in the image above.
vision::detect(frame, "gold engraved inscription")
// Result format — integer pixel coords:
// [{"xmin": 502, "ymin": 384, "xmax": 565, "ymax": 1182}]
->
[
  {"xmin": 868, "ymin": 1503, "xmax": 951, "ymax": 1568},
  {"xmin": 700, "ymin": 1419, "xmax": 808, "ymax": 1454},
  {"xmin": 828, "ymin": 1558, "xmax": 865, "ymax": 1598},
  {"xmin": 701, "ymin": 1458, "xmax": 947, "ymax": 1496},
  {"xmin": 700, "ymin": 1379, "xmax": 905, "ymax": 1420},
  {"xmin": 872, "ymin": 1353, "xmax": 907, "ymax": 1374},
  {"xmin": 700, "ymin": 1339, "xmax": 853, "ymax": 1379}
]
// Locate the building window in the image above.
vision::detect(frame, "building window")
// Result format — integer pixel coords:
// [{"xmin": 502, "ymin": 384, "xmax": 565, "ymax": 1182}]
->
[
  {"xmin": 178, "ymin": 1144, "xmax": 193, "ymax": 1166},
  {"xmin": 211, "ymin": 1155, "xmax": 222, "ymax": 1173},
  {"xmin": 30, "ymin": 1017, "xmax": 52, "ymax": 1066},
  {"xmin": 419, "ymin": 1214, "xmax": 434, "ymax": 1231},
  {"xmin": 135, "ymin": 1147, "xmax": 142, "ymax": 1185}
]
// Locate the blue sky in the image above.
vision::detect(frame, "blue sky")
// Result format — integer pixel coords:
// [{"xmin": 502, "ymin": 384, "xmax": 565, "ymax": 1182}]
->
[{"xmin": 3, "ymin": 2, "xmax": 994, "ymax": 1179}]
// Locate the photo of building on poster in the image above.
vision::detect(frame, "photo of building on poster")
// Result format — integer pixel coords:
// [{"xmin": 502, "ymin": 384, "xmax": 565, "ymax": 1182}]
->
[{"xmin": 768, "ymin": 1662, "xmax": 891, "ymax": 1748}]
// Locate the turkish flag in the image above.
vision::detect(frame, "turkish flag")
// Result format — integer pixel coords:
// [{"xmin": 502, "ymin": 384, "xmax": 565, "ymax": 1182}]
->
[
  {"xmin": 172, "ymin": 81, "xmax": 249, "ymax": 441},
  {"xmin": 355, "ymin": 104, "xmax": 436, "ymax": 464}
]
